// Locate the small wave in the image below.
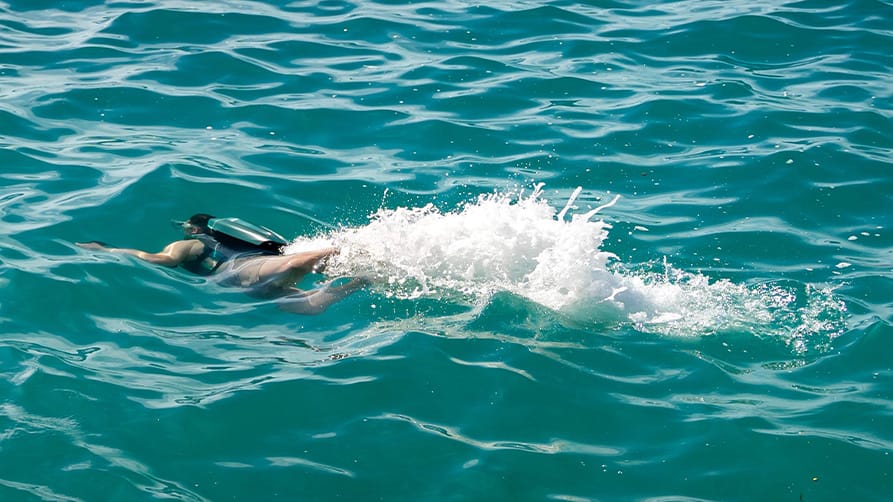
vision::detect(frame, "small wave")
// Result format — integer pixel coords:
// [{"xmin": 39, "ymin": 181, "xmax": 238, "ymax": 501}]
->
[{"xmin": 285, "ymin": 185, "xmax": 847, "ymax": 352}]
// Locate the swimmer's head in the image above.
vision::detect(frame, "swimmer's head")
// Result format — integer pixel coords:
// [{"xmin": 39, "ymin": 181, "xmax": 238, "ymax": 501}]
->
[{"xmin": 179, "ymin": 213, "xmax": 215, "ymax": 235}]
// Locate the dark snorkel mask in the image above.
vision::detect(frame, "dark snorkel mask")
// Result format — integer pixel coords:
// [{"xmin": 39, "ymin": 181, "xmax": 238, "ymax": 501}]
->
[{"xmin": 171, "ymin": 219, "xmax": 199, "ymax": 235}]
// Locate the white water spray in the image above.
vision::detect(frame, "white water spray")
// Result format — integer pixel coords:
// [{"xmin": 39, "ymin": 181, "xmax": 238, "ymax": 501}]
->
[{"xmin": 286, "ymin": 186, "xmax": 847, "ymax": 352}]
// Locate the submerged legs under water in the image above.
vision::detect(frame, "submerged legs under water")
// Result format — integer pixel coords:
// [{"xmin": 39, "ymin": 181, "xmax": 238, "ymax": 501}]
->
[{"xmin": 275, "ymin": 277, "xmax": 371, "ymax": 315}]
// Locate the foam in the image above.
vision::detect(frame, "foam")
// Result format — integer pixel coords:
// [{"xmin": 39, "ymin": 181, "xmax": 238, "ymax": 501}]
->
[{"xmin": 285, "ymin": 185, "xmax": 847, "ymax": 352}]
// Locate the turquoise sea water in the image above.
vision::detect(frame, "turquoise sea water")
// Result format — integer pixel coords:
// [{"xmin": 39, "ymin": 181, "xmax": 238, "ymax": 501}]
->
[{"xmin": 2, "ymin": 0, "xmax": 892, "ymax": 500}]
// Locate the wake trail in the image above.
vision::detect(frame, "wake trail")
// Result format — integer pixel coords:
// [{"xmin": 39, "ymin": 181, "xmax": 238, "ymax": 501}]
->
[{"xmin": 285, "ymin": 185, "xmax": 847, "ymax": 353}]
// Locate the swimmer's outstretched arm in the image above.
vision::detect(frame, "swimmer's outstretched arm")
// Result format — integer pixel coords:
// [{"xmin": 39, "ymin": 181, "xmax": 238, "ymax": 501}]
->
[{"xmin": 77, "ymin": 239, "xmax": 204, "ymax": 267}]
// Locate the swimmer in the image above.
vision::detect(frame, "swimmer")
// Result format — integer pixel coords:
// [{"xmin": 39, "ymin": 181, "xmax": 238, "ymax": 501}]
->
[{"xmin": 77, "ymin": 213, "xmax": 368, "ymax": 314}]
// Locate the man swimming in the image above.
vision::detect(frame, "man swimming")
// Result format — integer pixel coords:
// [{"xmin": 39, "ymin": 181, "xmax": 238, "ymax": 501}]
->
[{"xmin": 77, "ymin": 213, "xmax": 368, "ymax": 314}]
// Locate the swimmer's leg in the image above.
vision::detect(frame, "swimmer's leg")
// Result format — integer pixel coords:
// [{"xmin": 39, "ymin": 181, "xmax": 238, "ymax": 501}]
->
[
  {"xmin": 277, "ymin": 277, "xmax": 370, "ymax": 315},
  {"xmin": 229, "ymin": 248, "xmax": 338, "ymax": 289}
]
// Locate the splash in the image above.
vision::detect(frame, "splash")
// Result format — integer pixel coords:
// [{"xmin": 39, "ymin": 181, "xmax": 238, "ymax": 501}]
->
[{"xmin": 285, "ymin": 185, "xmax": 847, "ymax": 352}]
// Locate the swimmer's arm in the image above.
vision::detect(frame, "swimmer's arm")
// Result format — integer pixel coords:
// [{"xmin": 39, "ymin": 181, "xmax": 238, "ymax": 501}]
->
[{"xmin": 78, "ymin": 239, "xmax": 204, "ymax": 267}]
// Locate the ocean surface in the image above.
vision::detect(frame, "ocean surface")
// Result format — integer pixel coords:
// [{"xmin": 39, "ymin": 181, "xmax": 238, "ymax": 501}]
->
[{"xmin": 1, "ymin": 0, "xmax": 891, "ymax": 500}]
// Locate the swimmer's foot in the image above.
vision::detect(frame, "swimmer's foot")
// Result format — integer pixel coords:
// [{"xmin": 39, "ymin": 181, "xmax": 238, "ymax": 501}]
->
[
  {"xmin": 327, "ymin": 276, "xmax": 371, "ymax": 294},
  {"xmin": 311, "ymin": 247, "xmax": 340, "ymax": 274},
  {"xmin": 351, "ymin": 276, "xmax": 372, "ymax": 287},
  {"xmin": 76, "ymin": 240, "xmax": 109, "ymax": 250}
]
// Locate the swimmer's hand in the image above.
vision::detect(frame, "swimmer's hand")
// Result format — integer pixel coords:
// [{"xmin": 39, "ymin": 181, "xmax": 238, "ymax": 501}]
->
[{"xmin": 76, "ymin": 241, "xmax": 109, "ymax": 251}]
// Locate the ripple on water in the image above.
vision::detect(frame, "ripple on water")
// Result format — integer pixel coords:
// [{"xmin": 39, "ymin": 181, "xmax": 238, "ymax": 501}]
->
[{"xmin": 0, "ymin": 0, "xmax": 891, "ymax": 500}]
